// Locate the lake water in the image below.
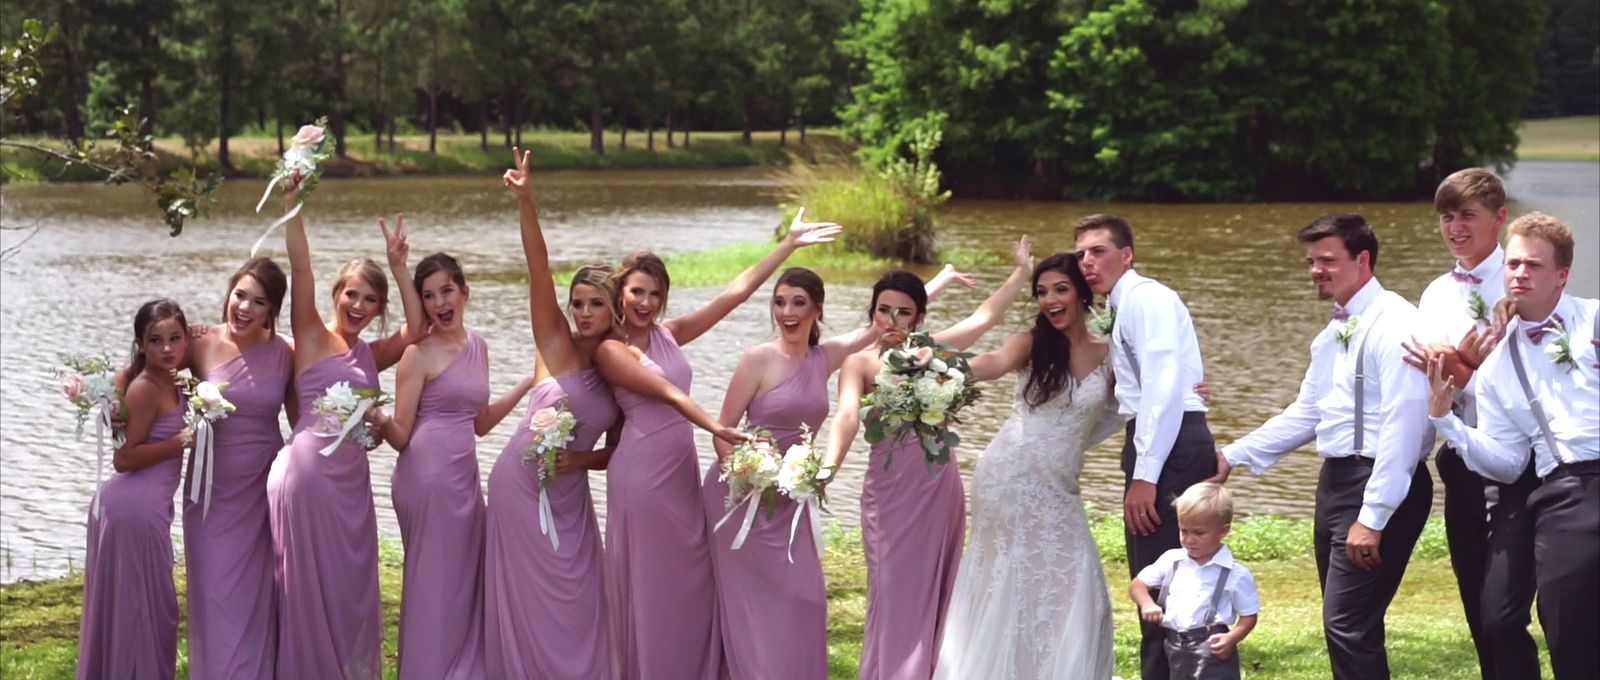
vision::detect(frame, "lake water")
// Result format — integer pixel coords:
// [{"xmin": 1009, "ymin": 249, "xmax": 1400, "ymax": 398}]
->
[{"xmin": 1, "ymin": 160, "xmax": 1594, "ymax": 582}]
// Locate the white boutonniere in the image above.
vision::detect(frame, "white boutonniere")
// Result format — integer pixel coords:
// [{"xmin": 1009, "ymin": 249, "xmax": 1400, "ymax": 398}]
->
[
  {"xmin": 1543, "ymin": 320, "xmax": 1575, "ymax": 371},
  {"xmin": 1466, "ymin": 290, "xmax": 1489, "ymax": 324},
  {"xmin": 1336, "ymin": 315, "xmax": 1360, "ymax": 350},
  {"xmin": 1088, "ymin": 304, "xmax": 1116, "ymax": 337}
]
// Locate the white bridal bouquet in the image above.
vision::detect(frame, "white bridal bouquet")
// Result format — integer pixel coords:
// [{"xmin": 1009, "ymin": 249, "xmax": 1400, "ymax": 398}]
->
[
  {"xmin": 178, "ymin": 376, "xmax": 235, "ymax": 519},
  {"xmin": 57, "ymin": 353, "xmax": 127, "ymax": 518},
  {"xmin": 250, "ymin": 118, "xmax": 333, "ymax": 256},
  {"xmin": 859, "ymin": 331, "xmax": 982, "ymax": 470},
  {"xmin": 775, "ymin": 425, "xmax": 833, "ymax": 562},
  {"xmin": 521, "ymin": 400, "xmax": 578, "ymax": 549},
  {"xmin": 714, "ymin": 431, "xmax": 782, "ymax": 551},
  {"xmin": 312, "ymin": 381, "xmax": 392, "ymax": 456}
]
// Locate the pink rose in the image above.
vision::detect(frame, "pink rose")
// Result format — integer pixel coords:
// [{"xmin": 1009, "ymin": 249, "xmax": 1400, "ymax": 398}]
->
[
  {"xmin": 530, "ymin": 407, "xmax": 559, "ymax": 432},
  {"xmin": 291, "ymin": 125, "xmax": 325, "ymax": 148},
  {"xmin": 909, "ymin": 346, "xmax": 934, "ymax": 369}
]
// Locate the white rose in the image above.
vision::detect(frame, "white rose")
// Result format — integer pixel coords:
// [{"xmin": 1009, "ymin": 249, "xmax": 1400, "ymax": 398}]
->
[
  {"xmin": 1545, "ymin": 342, "xmax": 1563, "ymax": 362},
  {"xmin": 928, "ymin": 358, "xmax": 948, "ymax": 373},
  {"xmin": 197, "ymin": 381, "xmax": 224, "ymax": 405}
]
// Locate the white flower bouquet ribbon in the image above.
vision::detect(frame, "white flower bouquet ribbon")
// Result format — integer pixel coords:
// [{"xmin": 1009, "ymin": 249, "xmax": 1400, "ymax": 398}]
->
[
  {"xmin": 249, "ymin": 119, "xmax": 329, "ymax": 257},
  {"xmin": 318, "ymin": 397, "xmax": 374, "ymax": 456},
  {"xmin": 89, "ymin": 397, "xmax": 115, "ymax": 519},
  {"xmin": 537, "ymin": 481, "xmax": 560, "ymax": 551},
  {"xmin": 714, "ymin": 489, "xmax": 764, "ymax": 551},
  {"xmin": 186, "ymin": 418, "xmax": 218, "ymax": 519},
  {"xmin": 785, "ymin": 499, "xmax": 824, "ymax": 564}
]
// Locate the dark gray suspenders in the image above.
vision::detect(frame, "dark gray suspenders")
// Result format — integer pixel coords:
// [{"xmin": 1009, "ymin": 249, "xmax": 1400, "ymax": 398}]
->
[{"xmin": 1157, "ymin": 555, "xmax": 1234, "ymax": 628}]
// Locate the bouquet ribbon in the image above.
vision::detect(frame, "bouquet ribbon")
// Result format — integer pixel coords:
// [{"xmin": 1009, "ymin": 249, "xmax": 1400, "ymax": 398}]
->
[
  {"xmin": 186, "ymin": 419, "xmax": 218, "ymax": 519},
  {"xmin": 714, "ymin": 490, "xmax": 763, "ymax": 551},
  {"xmin": 89, "ymin": 398, "xmax": 114, "ymax": 519},
  {"xmin": 249, "ymin": 200, "xmax": 304, "ymax": 258},
  {"xmin": 785, "ymin": 498, "xmax": 824, "ymax": 564},
  {"xmin": 537, "ymin": 480, "xmax": 560, "ymax": 551},
  {"xmin": 318, "ymin": 397, "xmax": 375, "ymax": 456}
]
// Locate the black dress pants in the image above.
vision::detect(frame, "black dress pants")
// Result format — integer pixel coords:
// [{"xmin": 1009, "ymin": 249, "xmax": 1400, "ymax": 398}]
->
[
  {"xmin": 1529, "ymin": 461, "xmax": 1600, "ymax": 680},
  {"xmin": 1314, "ymin": 456, "xmax": 1432, "ymax": 680},
  {"xmin": 1121, "ymin": 412, "xmax": 1216, "ymax": 680}
]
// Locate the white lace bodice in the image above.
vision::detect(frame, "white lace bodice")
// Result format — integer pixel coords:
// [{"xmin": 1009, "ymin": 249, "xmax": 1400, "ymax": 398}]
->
[{"xmin": 972, "ymin": 363, "xmax": 1120, "ymax": 500}]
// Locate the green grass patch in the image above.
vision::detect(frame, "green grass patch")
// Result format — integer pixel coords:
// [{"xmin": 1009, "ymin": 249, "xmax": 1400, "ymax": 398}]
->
[
  {"xmin": 1, "ymin": 512, "xmax": 1527, "ymax": 679},
  {"xmin": 1518, "ymin": 116, "xmax": 1600, "ymax": 162}
]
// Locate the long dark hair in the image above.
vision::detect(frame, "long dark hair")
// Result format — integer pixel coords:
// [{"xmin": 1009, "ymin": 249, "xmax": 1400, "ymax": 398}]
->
[
  {"xmin": 866, "ymin": 270, "xmax": 928, "ymax": 328},
  {"xmin": 1024, "ymin": 253, "xmax": 1093, "ymax": 408},
  {"xmin": 773, "ymin": 267, "xmax": 826, "ymax": 345},
  {"xmin": 222, "ymin": 257, "xmax": 287, "ymax": 332},
  {"xmin": 129, "ymin": 298, "xmax": 189, "ymax": 378}
]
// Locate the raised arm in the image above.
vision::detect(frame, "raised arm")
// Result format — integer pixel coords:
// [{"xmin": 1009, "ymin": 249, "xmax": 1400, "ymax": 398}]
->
[
  {"xmin": 966, "ymin": 331, "xmax": 1033, "ymax": 383},
  {"xmin": 505, "ymin": 146, "xmax": 581, "ymax": 375},
  {"xmin": 372, "ymin": 215, "xmax": 428, "ymax": 370},
  {"xmin": 820, "ymin": 321, "xmax": 891, "ymax": 372},
  {"xmin": 476, "ymin": 375, "xmax": 536, "ymax": 436},
  {"xmin": 284, "ymin": 194, "xmax": 333, "ymax": 363},
  {"xmin": 593, "ymin": 340, "xmax": 746, "ymax": 444},
  {"xmin": 933, "ymin": 236, "xmax": 1033, "ymax": 351},
  {"xmin": 924, "ymin": 264, "xmax": 977, "ymax": 303},
  {"xmin": 111, "ymin": 379, "xmax": 187, "ymax": 473},
  {"xmin": 664, "ymin": 208, "xmax": 842, "ymax": 346},
  {"xmin": 825, "ymin": 353, "xmax": 871, "ymax": 470}
]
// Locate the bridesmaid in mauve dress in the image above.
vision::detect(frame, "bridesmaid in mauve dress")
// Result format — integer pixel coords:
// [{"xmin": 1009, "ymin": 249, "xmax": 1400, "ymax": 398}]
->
[
  {"xmin": 825, "ymin": 239, "xmax": 1033, "ymax": 680},
  {"xmin": 368, "ymin": 252, "xmax": 533, "ymax": 680},
  {"xmin": 703, "ymin": 267, "xmax": 886, "ymax": 679},
  {"xmin": 180, "ymin": 256, "xmax": 294, "ymax": 680},
  {"xmin": 268, "ymin": 197, "xmax": 426, "ymax": 680},
  {"xmin": 595, "ymin": 210, "xmax": 841, "ymax": 680},
  {"xmin": 483, "ymin": 148, "xmax": 623, "ymax": 680},
  {"xmin": 76, "ymin": 298, "xmax": 192, "ymax": 680}
]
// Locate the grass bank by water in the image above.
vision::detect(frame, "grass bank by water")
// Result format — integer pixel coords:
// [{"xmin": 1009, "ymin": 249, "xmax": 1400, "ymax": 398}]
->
[
  {"xmin": 0, "ymin": 129, "xmax": 851, "ymax": 184},
  {"xmin": 1517, "ymin": 116, "xmax": 1600, "ymax": 161},
  {"xmin": 2, "ymin": 512, "xmax": 1537, "ymax": 679}
]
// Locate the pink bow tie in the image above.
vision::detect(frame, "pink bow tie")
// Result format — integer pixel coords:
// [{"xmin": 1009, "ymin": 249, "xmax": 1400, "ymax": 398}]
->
[
  {"xmin": 1331, "ymin": 305, "xmax": 1351, "ymax": 322},
  {"xmin": 1525, "ymin": 314, "xmax": 1564, "ymax": 344},
  {"xmin": 1451, "ymin": 270, "xmax": 1482, "ymax": 285}
]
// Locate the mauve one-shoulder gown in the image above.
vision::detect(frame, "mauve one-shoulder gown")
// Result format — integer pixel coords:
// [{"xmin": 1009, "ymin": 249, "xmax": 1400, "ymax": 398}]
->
[
  {"xmin": 391, "ymin": 331, "xmax": 491, "ymax": 680},
  {"xmin": 484, "ymin": 368, "xmax": 619, "ymax": 679},
  {"xmin": 858, "ymin": 431, "xmax": 966, "ymax": 680},
  {"xmin": 606, "ymin": 324, "xmax": 722, "ymax": 679},
  {"xmin": 268, "ymin": 341, "xmax": 384, "ymax": 680},
  {"xmin": 76, "ymin": 396, "xmax": 187, "ymax": 680},
  {"xmin": 183, "ymin": 335, "xmax": 291, "ymax": 680},
  {"xmin": 702, "ymin": 346, "xmax": 831, "ymax": 679}
]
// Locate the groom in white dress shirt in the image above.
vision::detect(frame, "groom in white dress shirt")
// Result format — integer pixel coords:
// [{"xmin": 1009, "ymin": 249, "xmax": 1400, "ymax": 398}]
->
[
  {"xmin": 1427, "ymin": 212, "xmax": 1599, "ymax": 680},
  {"xmin": 1074, "ymin": 214, "xmax": 1217, "ymax": 680},
  {"xmin": 1215, "ymin": 214, "xmax": 1434, "ymax": 680}
]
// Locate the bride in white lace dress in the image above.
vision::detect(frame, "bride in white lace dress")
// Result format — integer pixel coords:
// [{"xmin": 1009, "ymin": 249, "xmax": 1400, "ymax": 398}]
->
[{"xmin": 934, "ymin": 252, "xmax": 1125, "ymax": 680}]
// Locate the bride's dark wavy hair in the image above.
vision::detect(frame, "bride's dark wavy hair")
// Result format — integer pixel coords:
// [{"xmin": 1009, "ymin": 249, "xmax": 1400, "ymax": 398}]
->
[{"xmin": 1024, "ymin": 252, "xmax": 1094, "ymax": 408}]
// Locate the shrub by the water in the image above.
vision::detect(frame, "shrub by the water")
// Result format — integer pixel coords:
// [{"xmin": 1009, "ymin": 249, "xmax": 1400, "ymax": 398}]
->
[{"xmin": 782, "ymin": 128, "xmax": 950, "ymax": 264}]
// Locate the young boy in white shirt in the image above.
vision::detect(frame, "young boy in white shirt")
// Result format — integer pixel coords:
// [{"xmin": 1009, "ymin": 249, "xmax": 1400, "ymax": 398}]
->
[{"xmin": 1131, "ymin": 482, "xmax": 1261, "ymax": 680}]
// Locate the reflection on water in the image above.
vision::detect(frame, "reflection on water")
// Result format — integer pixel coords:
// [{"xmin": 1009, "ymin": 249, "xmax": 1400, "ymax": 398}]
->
[{"xmin": 2, "ymin": 161, "xmax": 1594, "ymax": 582}]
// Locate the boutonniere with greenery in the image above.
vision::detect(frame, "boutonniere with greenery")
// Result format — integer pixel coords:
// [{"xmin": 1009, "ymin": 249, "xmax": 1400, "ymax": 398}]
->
[
  {"xmin": 1466, "ymin": 290, "xmax": 1488, "ymax": 324},
  {"xmin": 1543, "ymin": 320, "xmax": 1575, "ymax": 371},
  {"xmin": 1336, "ymin": 316, "xmax": 1360, "ymax": 350},
  {"xmin": 1088, "ymin": 305, "xmax": 1116, "ymax": 337}
]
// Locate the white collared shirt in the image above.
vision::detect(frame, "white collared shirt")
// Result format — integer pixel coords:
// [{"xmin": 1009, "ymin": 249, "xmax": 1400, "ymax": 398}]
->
[
  {"xmin": 1107, "ymin": 270, "xmax": 1210, "ymax": 484},
  {"xmin": 1136, "ymin": 546, "xmax": 1260, "ymax": 631},
  {"xmin": 1223, "ymin": 278, "xmax": 1434, "ymax": 530},
  {"xmin": 1416, "ymin": 247, "xmax": 1507, "ymax": 425},
  {"xmin": 1432, "ymin": 295, "xmax": 1600, "ymax": 482}
]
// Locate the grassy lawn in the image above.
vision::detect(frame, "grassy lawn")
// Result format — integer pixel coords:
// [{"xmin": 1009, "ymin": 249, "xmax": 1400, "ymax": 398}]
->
[
  {"xmin": 0, "ymin": 128, "xmax": 852, "ymax": 184},
  {"xmin": 1518, "ymin": 116, "xmax": 1600, "ymax": 161},
  {"xmin": 0, "ymin": 512, "xmax": 1543, "ymax": 679}
]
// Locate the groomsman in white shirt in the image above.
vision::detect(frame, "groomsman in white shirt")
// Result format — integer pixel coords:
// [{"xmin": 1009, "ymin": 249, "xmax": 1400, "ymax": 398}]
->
[
  {"xmin": 1427, "ymin": 212, "xmax": 1599, "ymax": 680},
  {"xmin": 1407, "ymin": 169, "xmax": 1540, "ymax": 680},
  {"xmin": 1075, "ymin": 214, "xmax": 1217, "ymax": 680},
  {"xmin": 1216, "ymin": 214, "xmax": 1434, "ymax": 680}
]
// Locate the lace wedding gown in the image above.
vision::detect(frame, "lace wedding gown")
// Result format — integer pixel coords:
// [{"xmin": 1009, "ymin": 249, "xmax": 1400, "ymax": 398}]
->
[{"xmin": 933, "ymin": 362, "xmax": 1124, "ymax": 680}]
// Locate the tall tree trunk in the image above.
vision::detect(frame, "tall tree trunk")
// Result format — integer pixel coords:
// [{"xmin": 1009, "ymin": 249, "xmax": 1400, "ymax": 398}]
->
[
  {"xmin": 57, "ymin": 0, "xmax": 84, "ymax": 142},
  {"xmin": 665, "ymin": 110, "xmax": 675, "ymax": 149},
  {"xmin": 330, "ymin": 0, "xmax": 348, "ymax": 157},
  {"xmin": 620, "ymin": 121, "xmax": 628, "ymax": 150},
  {"xmin": 374, "ymin": 58, "xmax": 383, "ymax": 155},
  {"xmin": 515, "ymin": 123, "xmax": 522, "ymax": 148},
  {"xmin": 257, "ymin": 107, "xmax": 265, "ymax": 135},
  {"xmin": 502, "ymin": 81, "xmax": 513, "ymax": 149},
  {"xmin": 741, "ymin": 98, "xmax": 753, "ymax": 146},
  {"xmin": 276, "ymin": 115, "xmax": 284, "ymax": 154},
  {"xmin": 138, "ymin": 34, "xmax": 157, "ymax": 138},
  {"xmin": 387, "ymin": 117, "xmax": 395, "ymax": 153},
  {"xmin": 428, "ymin": 85, "xmax": 439, "ymax": 154},
  {"xmin": 684, "ymin": 121, "xmax": 691, "ymax": 149},
  {"xmin": 647, "ymin": 120, "xmax": 655, "ymax": 151},
  {"xmin": 589, "ymin": 102, "xmax": 604, "ymax": 155},
  {"xmin": 217, "ymin": 45, "xmax": 234, "ymax": 171},
  {"xmin": 779, "ymin": 125, "xmax": 787, "ymax": 147},
  {"xmin": 799, "ymin": 116, "xmax": 806, "ymax": 145},
  {"xmin": 480, "ymin": 98, "xmax": 489, "ymax": 152}
]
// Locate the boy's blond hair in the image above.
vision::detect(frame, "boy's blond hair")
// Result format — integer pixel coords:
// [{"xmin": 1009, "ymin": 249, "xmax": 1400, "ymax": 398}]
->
[
  {"xmin": 1174, "ymin": 481, "xmax": 1234, "ymax": 525},
  {"xmin": 1434, "ymin": 168, "xmax": 1506, "ymax": 213},
  {"xmin": 1507, "ymin": 211, "xmax": 1575, "ymax": 269}
]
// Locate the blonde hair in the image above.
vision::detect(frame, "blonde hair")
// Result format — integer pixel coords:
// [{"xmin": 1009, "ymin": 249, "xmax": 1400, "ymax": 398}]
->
[
  {"xmin": 1434, "ymin": 168, "xmax": 1507, "ymax": 213},
  {"xmin": 1507, "ymin": 211, "xmax": 1574, "ymax": 269},
  {"xmin": 1174, "ymin": 481, "xmax": 1234, "ymax": 525},
  {"xmin": 332, "ymin": 257, "xmax": 390, "ymax": 334},
  {"xmin": 571, "ymin": 264, "xmax": 623, "ymax": 330},
  {"xmin": 613, "ymin": 251, "xmax": 670, "ymax": 321}
]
